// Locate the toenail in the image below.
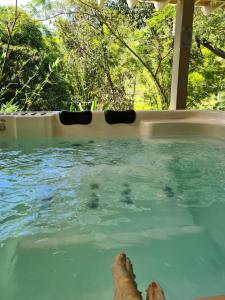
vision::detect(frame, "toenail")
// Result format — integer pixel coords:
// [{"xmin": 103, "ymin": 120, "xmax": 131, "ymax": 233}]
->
[
  {"xmin": 151, "ymin": 282, "xmax": 157, "ymax": 288},
  {"xmin": 120, "ymin": 252, "xmax": 126, "ymax": 256}
]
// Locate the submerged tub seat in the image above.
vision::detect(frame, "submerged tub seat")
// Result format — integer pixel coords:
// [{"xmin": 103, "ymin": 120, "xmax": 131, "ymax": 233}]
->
[{"xmin": 1, "ymin": 110, "xmax": 225, "ymax": 140}]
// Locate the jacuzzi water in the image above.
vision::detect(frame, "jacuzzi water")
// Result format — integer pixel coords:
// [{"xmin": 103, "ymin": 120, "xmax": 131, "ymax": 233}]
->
[{"xmin": 1, "ymin": 137, "xmax": 225, "ymax": 300}]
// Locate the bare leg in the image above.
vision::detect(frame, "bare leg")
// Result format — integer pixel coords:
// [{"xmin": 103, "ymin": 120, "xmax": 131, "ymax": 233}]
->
[
  {"xmin": 113, "ymin": 252, "xmax": 142, "ymax": 300},
  {"xmin": 146, "ymin": 282, "xmax": 165, "ymax": 300}
]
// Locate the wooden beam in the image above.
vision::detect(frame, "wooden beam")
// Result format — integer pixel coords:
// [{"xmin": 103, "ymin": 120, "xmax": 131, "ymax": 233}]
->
[
  {"xmin": 142, "ymin": 0, "xmax": 225, "ymax": 10},
  {"xmin": 218, "ymin": 2, "xmax": 225, "ymax": 8},
  {"xmin": 170, "ymin": 0, "xmax": 195, "ymax": 110}
]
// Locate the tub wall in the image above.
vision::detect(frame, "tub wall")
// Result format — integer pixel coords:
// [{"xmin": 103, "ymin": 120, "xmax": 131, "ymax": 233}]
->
[{"xmin": 1, "ymin": 110, "xmax": 225, "ymax": 140}]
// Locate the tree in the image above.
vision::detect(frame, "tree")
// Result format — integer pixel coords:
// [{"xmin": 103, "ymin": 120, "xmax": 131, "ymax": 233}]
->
[
  {"xmin": 0, "ymin": 4, "xmax": 71, "ymax": 111},
  {"xmin": 1, "ymin": 0, "xmax": 224, "ymax": 111},
  {"xmin": 56, "ymin": 2, "xmax": 138, "ymax": 110},
  {"xmin": 187, "ymin": 8, "xmax": 225, "ymax": 108}
]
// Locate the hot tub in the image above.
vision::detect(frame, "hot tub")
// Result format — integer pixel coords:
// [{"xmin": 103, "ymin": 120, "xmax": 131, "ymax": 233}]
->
[{"xmin": 1, "ymin": 110, "xmax": 225, "ymax": 300}]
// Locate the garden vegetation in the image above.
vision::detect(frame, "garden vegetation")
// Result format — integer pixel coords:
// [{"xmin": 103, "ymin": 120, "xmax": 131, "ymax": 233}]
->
[{"xmin": 0, "ymin": 0, "xmax": 224, "ymax": 112}]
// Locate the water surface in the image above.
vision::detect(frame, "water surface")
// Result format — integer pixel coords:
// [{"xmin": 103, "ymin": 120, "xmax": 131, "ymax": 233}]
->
[{"xmin": 1, "ymin": 137, "xmax": 225, "ymax": 300}]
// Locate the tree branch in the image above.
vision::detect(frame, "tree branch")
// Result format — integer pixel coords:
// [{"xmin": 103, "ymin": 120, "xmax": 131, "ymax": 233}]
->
[
  {"xmin": 196, "ymin": 37, "xmax": 225, "ymax": 60},
  {"xmin": 154, "ymin": 47, "xmax": 172, "ymax": 77},
  {"xmin": 36, "ymin": 10, "xmax": 77, "ymax": 22},
  {"xmin": 101, "ymin": 17, "xmax": 169, "ymax": 107},
  {"xmin": 34, "ymin": 0, "xmax": 169, "ymax": 107}
]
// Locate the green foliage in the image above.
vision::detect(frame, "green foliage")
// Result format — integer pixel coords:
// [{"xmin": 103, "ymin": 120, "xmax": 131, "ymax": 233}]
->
[
  {"xmin": 0, "ymin": 1, "xmax": 224, "ymax": 111},
  {"xmin": 187, "ymin": 9, "xmax": 225, "ymax": 108},
  {"xmin": 0, "ymin": 99, "xmax": 20, "ymax": 112},
  {"xmin": 214, "ymin": 92, "xmax": 225, "ymax": 110},
  {"xmin": 56, "ymin": 3, "xmax": 136, "ymax": 110},
  {"xmin": 0, "ymin": 5, "xmax": 71, "ymax": 111},
  {"xmin": 0, "ymin": 6, "xmax": 44, "ymax": 49}
]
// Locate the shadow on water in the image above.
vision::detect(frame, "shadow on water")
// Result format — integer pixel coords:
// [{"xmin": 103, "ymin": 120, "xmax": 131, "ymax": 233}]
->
[
  {"xmin": 121, "ymin": 183, "xmax": 133, "ymax": 204},
  {"xmin": 163, "ymin": 186, "xmax": 174, "ymax": 198},
  {"xmin": 87, "ymin": 192, "xmax": 99, "ymax": 209},
  {"xmin": 87, "ymin": 183, "xmax": 100, "ymax": 209}
]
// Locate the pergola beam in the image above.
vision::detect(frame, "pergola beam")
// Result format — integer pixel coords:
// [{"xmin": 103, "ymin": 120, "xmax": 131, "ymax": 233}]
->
[
  {"xmin": 170, "ymin": 0, "xmax": 195, "ymax": 110},
  {"xmin": 147, "ymin": 0, "xmax": 225, "ymax": 8}
]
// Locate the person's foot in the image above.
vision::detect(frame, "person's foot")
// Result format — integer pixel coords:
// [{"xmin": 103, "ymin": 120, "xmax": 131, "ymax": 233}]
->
[
  {"xmin": 113, "ymin": 252, "xmax": 142, "ymax": 300},
  {"xmin": 146, "ymin": 282, "xmax": 165, "ymax": 300}
]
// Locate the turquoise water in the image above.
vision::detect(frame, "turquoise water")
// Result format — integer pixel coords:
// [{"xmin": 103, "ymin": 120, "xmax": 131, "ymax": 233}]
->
[{"xmin": 1, "ymin": 137, "xmax": 225, "ymax": 300}]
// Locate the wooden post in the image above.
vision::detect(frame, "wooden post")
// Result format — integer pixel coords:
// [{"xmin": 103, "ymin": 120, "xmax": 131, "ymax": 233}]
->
[{"xmin": 170, "ymin": 0, "xmax": 195, "ymax": 110}]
